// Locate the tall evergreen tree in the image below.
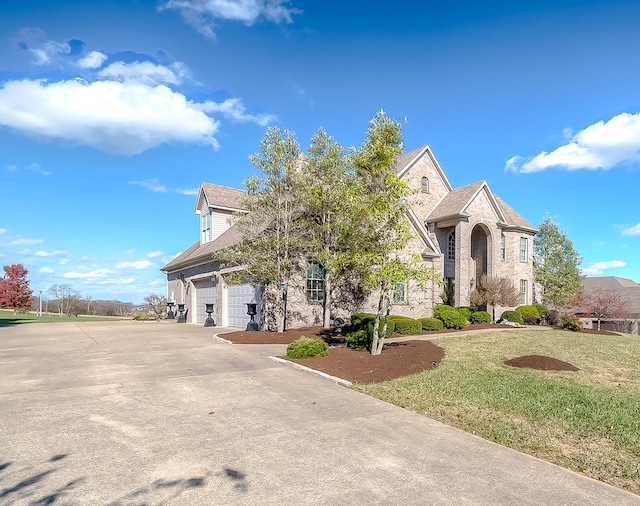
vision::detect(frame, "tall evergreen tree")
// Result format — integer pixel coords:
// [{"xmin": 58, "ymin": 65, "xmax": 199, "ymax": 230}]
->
[{"xmin": 533, "ymin": 216, "xmax": 583, "ymax": 309}]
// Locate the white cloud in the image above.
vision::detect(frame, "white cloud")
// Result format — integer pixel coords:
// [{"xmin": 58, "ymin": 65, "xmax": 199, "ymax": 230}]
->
[
  {"xmin": 177, "ymin": 187, "xmax": 199, "ymax": 196},
  {"xmin": 147, "ymin": 251, "xmax": 163, "ymax": 258},
  {"xmin": 506, "ymin": 112, "xmax": 640, "ymax": 173},
  {"xmin": 582, "ymin": 260, "xmax": 626, "ymax": 276},
  {"xmin": 5, "ymin": 162, "xmax": 50, "ymax": 175},
  {"xmin": 160, "ymin": 0, "xmax": 301, "ymax": 39},
  {"xmin": 77, "ymin": 51, "xmax": 108, "ymax": 69},
  {"xmin": 34, "ymin": 249, "xmax": 67, "ymax": 257},
  {"xmin": 130, "ymin": 179, "xmax": 167, "ymax": 192},
  {"xmin": 98, "ymin": 61, "xmax": 185, "ymax": 86},
  {"xmin": 95, "ymin": 277, "xmax": 136, "ymax": 285},
  {"xmin": 115, "ymin": 260, "xmax": 154, "ymax": 270},
  {"xmin": 0, "ymin": 78, "xmax": 221, "ymax": 155},
  {"xmin": 63, "ymin": 268, "xmax": 110, "ymax": 279},
  {"xmin": 199, "ymin": 97, "xmax": 275, "ymax": 126},
  {"xmin": 9, "ymin": 237, "xmax": 44, "ymax": 246},
  {"xmin": 0, "ymin": 228, "xmax": 6, "ymax": 235},
  {"xmin": 39, "ymin": 266, "xmax": 55, "ymax": 274},
  {"xmin": 58, "ymin": 258, "xmax": 70, "ymax": 265},
  {"xmin": 15, "ymin": 28, "xmax": 71, "ymax": 65},
  {"xmin": 149, "ymin": 279, "xmax": 164, "ymax": 286},
  {"xmin": 622, "ymin": 223, "xmax": 640, "ymax": 236}
]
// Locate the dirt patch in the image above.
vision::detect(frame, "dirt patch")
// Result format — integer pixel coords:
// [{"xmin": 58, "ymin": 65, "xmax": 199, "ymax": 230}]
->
[{"xmin": 504, "ymin": 355, "xmax": 580, "ymax": 371}]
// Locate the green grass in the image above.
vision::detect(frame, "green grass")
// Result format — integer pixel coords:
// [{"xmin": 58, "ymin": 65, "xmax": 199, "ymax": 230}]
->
[
  {"xmin": 354, "ymin": 329, "xmax": 640, "ymax": 495},
  {"xmin": 0, "ymin": 309, "xmax": 129, "ymax": 326}
]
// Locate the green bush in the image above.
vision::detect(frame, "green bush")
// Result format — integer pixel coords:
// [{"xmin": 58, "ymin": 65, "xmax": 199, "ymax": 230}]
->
[
  {"xmin": 433, "ymin": 305, "xmax": 468, "ymax": 329},
  {"xmin": 345, "ymin": 330, "xmax": 370, "ymax": 350},
  {"xmin": 516, "ymin": 305, "xmax": 541, "ymax": 325},
  {"xmin": 346, "ymin": 313, "xmax": 395, "ymax": 350},
  {"xmin": 286, "ymin": 336, "xmax": 329, "ymax": 359},
  {"xmin": 388, "ymin": 316, "xmax": 422, "ymax": 335},
  {"xmin": 469, "ymin": 311, "xmax": 491, "ymax": 324},
  {"xmin": 132, "ymin": 315, "xmax": 152, "ymax": 321},
  {"xmin": 457, "ymin": 306, "xmax": 474, "ymax": 321},
  {"xmin": 499, "ymin": 310, "xmax": 524, "ymax": 324},
  {"xmin": 533, "ymin": 304, "xmax": 548, "ymax": 317},
  {"xmin": 560, "ymin": 314, "xmax": 581, "ymax": 332},
  {"xmin": 418, "ymin": 317, "xmax": 444, "ymax": 331}
]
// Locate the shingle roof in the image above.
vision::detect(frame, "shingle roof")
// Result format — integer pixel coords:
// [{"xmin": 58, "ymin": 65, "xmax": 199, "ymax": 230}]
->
[
  {"xmin": 201, "ymin": 182, "xmax": 245, "ymax": 211},
  {"xmin": 582, "ymin": 276, "xmax": 640, "ymax": 315},
  {"xmin": 161, "ymin": 223, "xmax": 243, "ymax": 272},
  {"xmin": 494, "ymin": 195, "xmax": 537, "ymax": 231},
  {"xmin": 427, "ymin": 182, "xmax": 485, "ymax": 221}
]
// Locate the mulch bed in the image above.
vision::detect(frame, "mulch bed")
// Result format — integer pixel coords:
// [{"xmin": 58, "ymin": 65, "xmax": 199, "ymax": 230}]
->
[
  {"xmin": 218, "ymin": 324, "xmax": 604, "ymax": 383},
  {"xmin": 504, "ymin": 355, "xmax": 580, "ymax": 371}
]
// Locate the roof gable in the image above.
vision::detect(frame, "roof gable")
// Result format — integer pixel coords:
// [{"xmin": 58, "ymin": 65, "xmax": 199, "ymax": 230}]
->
[
  {"xmin": 195, "ymin": 182, "xmax": 245, "ymax": 215},
  {"xmin": 395, "ymin": 144, "xmax": 454, "ymax": 192}
]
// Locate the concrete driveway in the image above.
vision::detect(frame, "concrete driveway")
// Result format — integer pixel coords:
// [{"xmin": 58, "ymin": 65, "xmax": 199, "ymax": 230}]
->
[{"xmin": 0, "ymin": 320, "xmax": 638, "ymax": 505}]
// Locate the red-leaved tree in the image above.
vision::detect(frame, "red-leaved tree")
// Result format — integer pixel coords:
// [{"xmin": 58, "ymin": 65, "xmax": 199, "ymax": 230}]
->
[
  {"xmin": 572, "ymin": 287, "xmax": 630, "ymax": 331},
  {"xmin": 0, "ymin": 264, "xmax": 34, "ymax": 312}
]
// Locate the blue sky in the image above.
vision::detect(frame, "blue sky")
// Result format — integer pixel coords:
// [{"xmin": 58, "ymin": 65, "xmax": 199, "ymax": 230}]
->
[{"xmin": 1, "ymin": 0, "xmax": 639, "ymax": 304}]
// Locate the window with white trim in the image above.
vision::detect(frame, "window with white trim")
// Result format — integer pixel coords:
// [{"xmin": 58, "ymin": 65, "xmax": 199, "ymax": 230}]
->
[
  {"xmin": 520, "ymin": 237, "xmax": 528, "ymax": 262},
  {"xmin": 306, "ymin": 260, "xmax": 325, "ymax": 302},
  {"xmin": 201, "ymin": 212, "xmax": 211, "ymax": 244},
  {"xmin": 448, "ymin": 231, "xmax": 455, "ymax": 261},
  {"xmin": 500, "ymin": 233, "xmax": 505, "ymax": 260},
  {"xmin": 520, "ymin": 279, "xmax": 528, "ymax": 305},
  {"xmin": 421, "ymin": 176, "xmax": 429, "ymax": 193}
]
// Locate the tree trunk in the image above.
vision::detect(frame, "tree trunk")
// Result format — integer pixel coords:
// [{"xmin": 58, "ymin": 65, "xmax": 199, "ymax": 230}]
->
[
  {"xmin": 371, "ymin": 283, "xmax": 391, "ymax": 356},
  {"xmin": 322, "ymin": 273, "xmax": 332, "ymax": 328}
]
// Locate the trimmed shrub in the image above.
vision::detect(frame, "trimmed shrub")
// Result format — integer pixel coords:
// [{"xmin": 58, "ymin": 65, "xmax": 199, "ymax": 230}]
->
[
  {"xmin": 434, "ymin": 305, "xmax": 468, "ymax": 329},
  {"xmin": 457, "ymin": 306, "xmax": 474, "ymax": 321},
  {"xmin": 560, "ymin": 314, "xmax": 581, "ymax": 332},
  {"xmin": 469, "ymin": 311, "xmax": 492, "ymax": 324},
  {"xmin": 346, "ymin": 313, "xmax": 395, "ymax": 350},
  {"xmin": 418, "ymin": 317, "xmax": 444, "ymax": 331},
  {"xmin": 544, "ymin": 309, "xmax": 560, "ymax": 326},
  {"xmin": 345, "ymin": 330, "xmax": 370, "ymax": 350},
  {"xmin": 516, "ymin": 305, "xmax": 541, "ymax": 325},
  {"xmin": 533, "ymin": 304, "xmax": 548, "ymax": 317},
  {"xmin": 286, "ymin": 336, "xmax": 328, "ymax": 359},
  {"xmin": 500, "ymin": 310, "xmax": 524, "ymax": 325},
  {"xmin": 133, "ymin": 315, "xmax": 152, "ymax": 321},
  {"xmin": 389, "ymin": 316, "xmax": 422, "ymax": 335}
]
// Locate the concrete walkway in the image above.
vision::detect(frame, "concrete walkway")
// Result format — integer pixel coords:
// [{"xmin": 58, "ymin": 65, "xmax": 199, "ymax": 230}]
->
[{"xmin": 0, "ymin": 320, "xmax": 638, "ymax": 505}]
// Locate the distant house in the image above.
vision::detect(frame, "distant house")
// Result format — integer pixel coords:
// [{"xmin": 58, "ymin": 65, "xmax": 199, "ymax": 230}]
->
[
  {"xmin": 161, "ymin": 145, "xmax": 536, "ymax": 327},
  {"xmin": 576, "ymin": 276, "xmax": 640, "ymax": 334}
]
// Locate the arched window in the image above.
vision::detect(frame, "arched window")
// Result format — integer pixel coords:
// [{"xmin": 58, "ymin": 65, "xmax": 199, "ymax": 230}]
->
[
  {"xmin": 448, "ymin": 231, "xmax": 455, "ymax": 260},
  {"xmin": 421, "ymin": 176, "xmax": 429, "ymax": 193}
]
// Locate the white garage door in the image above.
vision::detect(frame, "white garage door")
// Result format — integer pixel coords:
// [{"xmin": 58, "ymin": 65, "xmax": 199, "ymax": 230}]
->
[
  {"xmin": 227, "ymin": 283, "xmax": 259, "ymax": 328},
  {"xmin": 195, "ymin": 279, "xmax": 217, "ymax": 324}
]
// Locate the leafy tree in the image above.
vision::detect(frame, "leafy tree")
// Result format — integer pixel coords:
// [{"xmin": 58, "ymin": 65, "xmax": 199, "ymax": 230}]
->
[
  {"xmin": 572, "ymin": 287, "xmax": 630, "ymax": 331},
  {"xmin": 218, "ymin": 126, "xmax": 304, "ymax": 332},
  {"xmin": 143, "ymin": 293, "xmax": 168, "ymax": 319},
  {"xmin": 352, "ymin": 111, "xmax": 436, "ymax": 355},
  {"xmin": 0, "ymin": 264, "xmax": 33, "ymax": 313},
  {"xmin": 533, "ymin": 216, "xmax": 583, "ymax": 309},
  {"xmin": 298, "ymin": 127, "xmax": 364, "ymax": 328},
  {"xmin": 470, "ymin": 275, "xmax": 520, "ymax": 322}
]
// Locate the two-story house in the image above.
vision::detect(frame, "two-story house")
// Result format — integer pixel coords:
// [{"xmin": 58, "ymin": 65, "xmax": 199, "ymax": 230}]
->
[{"xmin": 161, "ymin": 144, "xmax": 537, "ymax": 327}]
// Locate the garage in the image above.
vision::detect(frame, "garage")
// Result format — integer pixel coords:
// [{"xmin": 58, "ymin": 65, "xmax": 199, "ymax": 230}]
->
[
  {"xmin": 226, "ymin": 282, "xmax": 259, "ymax": 328},
  {"xmin": 194, "ymin": 279, "xmax": 217, "ymax": 324}
]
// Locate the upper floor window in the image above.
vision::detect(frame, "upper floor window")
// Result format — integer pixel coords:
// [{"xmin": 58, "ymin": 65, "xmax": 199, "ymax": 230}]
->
[
  {"xmin": 500, "ymin": 234, "xmax": 505, "ymax": 260},
  {"xmin": 201, "ymin": 212, "xmax": 211, "ymax": 244},
  {"xmin": 393, "ymin": 281, "xmax": 407, "ymax": 304},
  {"xmin": 448, "ymin": 231, "xmax": 455, "ymax": 261},
  {"xmin": 421, "ymin": 176, "xmax": 429, "ymax": 193},
  {"xmin": 520, "ymin": 237, "xmax": 528, "ymax": 262},
  {"xmin": 520, "ymin": 279, "xmax": 528, "ymax": 305},
  {"xmin": 306, "ymin": 259, "xmax": 325, "ymax": 303}
]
